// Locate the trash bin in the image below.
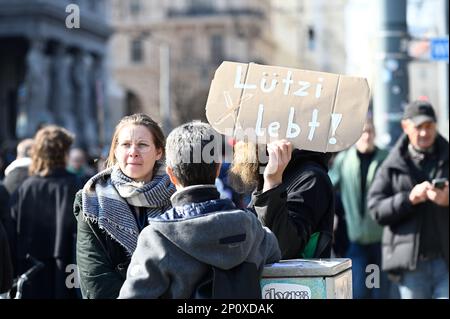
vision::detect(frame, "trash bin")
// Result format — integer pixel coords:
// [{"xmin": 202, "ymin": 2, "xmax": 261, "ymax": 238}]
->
[{"xmin": 261, "ymin": 258, "xmax": 352, "ymax": 299}]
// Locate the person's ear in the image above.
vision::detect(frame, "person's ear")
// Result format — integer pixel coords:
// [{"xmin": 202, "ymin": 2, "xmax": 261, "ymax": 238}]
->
[
  {"xmin": 401, "ymin": 120, "xmax": 409, "ymax": 133},
  {"xmin": 166, "ymin": 166, "xmax": 179, "ymax": 186},
  {"xmin": 155, "ymin": 148, "xmax": 163, "ymax": 161}
]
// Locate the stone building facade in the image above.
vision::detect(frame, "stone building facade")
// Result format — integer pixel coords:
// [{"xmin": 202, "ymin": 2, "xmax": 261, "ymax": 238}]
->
[
  {"xmin": 0, "ymin": 0, "xmax": 111, "ymax": 155},
  {"xmin": 109, "ymin": 0, "xmax": 273, "ymax": 133}
]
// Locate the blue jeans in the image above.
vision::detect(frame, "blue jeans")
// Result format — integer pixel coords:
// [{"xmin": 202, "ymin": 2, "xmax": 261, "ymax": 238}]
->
[
  {"xmin": 397, "ymin": 257, "xmax": 449, "ymax": 299},
  {"xmin": 346, "ymin": 242, "xmax": 391, "ymax": 299}
]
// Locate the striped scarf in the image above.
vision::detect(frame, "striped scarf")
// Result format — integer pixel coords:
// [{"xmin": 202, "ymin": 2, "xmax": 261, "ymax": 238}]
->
[{"xmin": 81, "ymin": 163, "xmax": 176, "ymax": 255}]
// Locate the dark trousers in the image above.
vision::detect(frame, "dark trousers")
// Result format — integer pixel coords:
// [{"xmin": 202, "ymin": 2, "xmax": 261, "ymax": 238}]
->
[{"xmin": 346, "ymin": 242, "xmax": 392, "ymax": 299}]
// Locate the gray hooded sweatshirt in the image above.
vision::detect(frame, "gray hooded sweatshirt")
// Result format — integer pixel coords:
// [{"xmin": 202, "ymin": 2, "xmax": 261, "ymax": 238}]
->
[{"xmin": 118, "ymin": 185, "xmax": 281, "ymax": 299}]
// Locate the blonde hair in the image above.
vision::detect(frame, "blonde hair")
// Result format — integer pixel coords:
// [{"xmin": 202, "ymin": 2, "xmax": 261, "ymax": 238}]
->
[
  {"xmin": 29, "ymin": 125, "xmax": 74, "ymax": 176},
  {"xmin": 106, "ymin": 113, "xmax": 165, "ymax": 168},
  {"xmin": 228, "ymin": 141, "xmax": 261, "ymax": 193}
]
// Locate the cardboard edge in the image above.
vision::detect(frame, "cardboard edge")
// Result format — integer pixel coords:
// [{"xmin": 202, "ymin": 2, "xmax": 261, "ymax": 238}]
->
[
  {"xmin": 326, "ymin": 77, "xmax": 371, "ymax": 152},
  {"xmin": 233, "ymin": 62, "xmax": 252, "ymax": 138},
  {"xmin": 325, "ymin": 75, "xmax": 342, "ymax": 153},
  {"xmin": 205, "ymin": 61, "xmax": 227, "ymax": 135}
]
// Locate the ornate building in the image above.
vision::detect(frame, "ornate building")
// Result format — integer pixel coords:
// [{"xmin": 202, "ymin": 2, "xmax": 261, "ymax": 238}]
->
[
  {"xmin": 109, "ymin": 0, "xmax": 273, "ymax": 133},
  {"xmin": 0, "ymin": 0, "xmax": 111, "ymax": 155}
]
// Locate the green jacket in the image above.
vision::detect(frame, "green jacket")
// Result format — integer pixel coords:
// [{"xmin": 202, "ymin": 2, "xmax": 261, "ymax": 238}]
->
[
  {"xmin": 73, "ymin": 191, "xmax": 130, "ymax": 299},
  {"xmin": 329, "ymin": 147, "xmax": 387, "ymax": 244}
]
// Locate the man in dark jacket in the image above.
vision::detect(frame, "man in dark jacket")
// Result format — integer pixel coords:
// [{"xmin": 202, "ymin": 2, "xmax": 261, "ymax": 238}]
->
[{"xmin": 368, "ymin": 100, "xmax": 449, "ymax": 299}]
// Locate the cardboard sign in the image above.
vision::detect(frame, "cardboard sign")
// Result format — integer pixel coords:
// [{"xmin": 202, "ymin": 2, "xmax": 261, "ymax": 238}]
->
[{"xmin": 205, "ymin": 61, "xmax": 370, "ymax": 152}]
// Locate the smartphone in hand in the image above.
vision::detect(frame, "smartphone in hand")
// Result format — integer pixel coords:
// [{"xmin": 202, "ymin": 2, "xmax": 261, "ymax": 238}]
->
[{"xmin": 432, "ymin": 178, "xmax": 448, "ymax": 189}]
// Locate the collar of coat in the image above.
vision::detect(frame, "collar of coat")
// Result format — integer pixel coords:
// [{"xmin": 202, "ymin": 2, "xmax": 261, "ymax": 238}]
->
[
  {"xmin": 156, "ymin": 185, "xmax": 236, "ymax": 221},
  {"xmin": 383, "ymin": 134, "xmax": 449, "ymax": 174}
]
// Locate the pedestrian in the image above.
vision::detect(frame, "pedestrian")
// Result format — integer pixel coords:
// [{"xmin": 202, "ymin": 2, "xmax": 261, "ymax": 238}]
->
[
  {"xmin": 229, "ymin": 139, "xmax": 335, "ymax": 259},
  {"xmin": 0, "ymin": 218, "xmax": 13, "ymax": 296},
  {"xmin": 11, "ymin": 125, "xmax": 81, "ymax": 298},
  {"xmin": 0, "ymin": 182, "xmax": 15, "ymax": 282},
  {"xmin": 368, "ymin": 100, "xmax": 449, "ymax": 299},
  {"xmin": 118, "ymin": 121, "xmax": 280, "ymax": 299},
  {"xmin": 329, "ymin": 117, "xmax": 389, "ymax": 298},
  {"xmin": 67, "ymin": 147, "xmax": 94, "ymax": 185},
  {"xmin": 74, "ymin": 113, "xmax": 176, "ymax": 299},
  {"xmin": 3, "ymin": 138, "xmax": 34, "ymax": 195}
]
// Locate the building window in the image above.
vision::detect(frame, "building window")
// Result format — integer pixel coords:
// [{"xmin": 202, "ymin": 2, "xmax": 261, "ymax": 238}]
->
[
  {"xmin": 130, "ymin": 0, "xmax": 141, "ymax": 16},
  {"xmin": 190, "ymin": 0, "xmax": 212, "ymax": 10},
  {"xmin": 210, "ymin": 34, "xmax": 224, "ymax": 65},
  {"xmin": 188, "ymin": 0, "xmax": 214, "ymax": 14},
  {"xmin": 182, "ymin": 36, "xmax": 195, "ymax": 62},
  {"xmin": 308, "ymin": 26, "xmax": 316, "ymax": 51},
  {"xmin": 131, "ymin": 39, "xmax": 143, "ymax": 63},
  {"xmin": 114, "ymin": 0, "xmax": 126, "ymax": 19}
]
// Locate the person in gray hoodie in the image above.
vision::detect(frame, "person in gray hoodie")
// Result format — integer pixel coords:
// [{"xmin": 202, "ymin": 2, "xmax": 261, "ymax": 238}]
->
[{"xmin": 118, "ymin": 121, "xmax": 281, "ymax": 299}]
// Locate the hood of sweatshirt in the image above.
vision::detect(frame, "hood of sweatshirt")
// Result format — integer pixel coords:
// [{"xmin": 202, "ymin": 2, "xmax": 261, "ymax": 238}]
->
[{"xmin": 147, "ymin": 185, "xmax": 274, "ymax": 270}]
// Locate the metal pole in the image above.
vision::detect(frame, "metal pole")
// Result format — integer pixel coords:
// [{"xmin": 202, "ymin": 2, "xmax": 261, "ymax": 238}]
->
[
  {"xmin": 437, "ymin": 0, "xmax": 449, "ymax": 139},
  {"xmin": 373, "ymin": 0, "xmax": 409, "ymax": 148},
  {"xmin": 159, "ymin": 43, "xmax": 171, "ymax": 135}
]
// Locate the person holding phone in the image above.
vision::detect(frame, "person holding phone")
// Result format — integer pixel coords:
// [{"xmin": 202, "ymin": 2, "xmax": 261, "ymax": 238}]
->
[{"xmin": 368, "ymin": 100, "xmax": 449, "ymax": 299}]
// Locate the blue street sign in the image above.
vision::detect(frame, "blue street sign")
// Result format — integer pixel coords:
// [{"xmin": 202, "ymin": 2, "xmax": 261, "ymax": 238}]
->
[{"xmin": 430, "ymin": 38, "xmax": 449, "ymax": 62}]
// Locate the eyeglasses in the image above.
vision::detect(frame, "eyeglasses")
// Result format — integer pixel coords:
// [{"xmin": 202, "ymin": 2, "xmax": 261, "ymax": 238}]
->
[{"xmin": 116, "ymin": 141, "xmax": 153, "ymax": 154}]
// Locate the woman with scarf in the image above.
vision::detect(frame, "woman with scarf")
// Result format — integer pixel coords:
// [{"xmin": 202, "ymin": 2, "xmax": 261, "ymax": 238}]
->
[{"xmin": 74, "ymin": 114, "xmax": 175, "ymax": 299}]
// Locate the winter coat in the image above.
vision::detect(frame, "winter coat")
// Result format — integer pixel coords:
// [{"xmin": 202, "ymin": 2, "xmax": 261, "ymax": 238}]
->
[
  {"xmin": 3, "ymin": 158, "xmax": 31, "ymax": 195},
  {"xmin": 329, "ymin": 147, "xmax": 387, "ymax": 244},
  {"xmin": 0, "ymin": 220, "xmax": 13, "ymax": 294},
  {"xmin": 73, "ymin": 165, "xmax": 175, "ymax": 299},
  {"xmin": 251, "ymin": 149, "xmax": 335, "ymax": 259},
  {"xmin": 118, "ymin": 185, "xmax": 281, "ymax": 299},
  {"xmin": 0, "ymin": 182, "xmax": 14, "ymax": 248},
  {"xmin": 11, "ymin": 168, "xmax": 81, "ymax": 299},
  {"xmin": 73, "ymin": 190, "xmax": 130, "ymax": 299},
  {"xmin": 368, "ymin": 134, "xmax": 449, "ymax": 273}
]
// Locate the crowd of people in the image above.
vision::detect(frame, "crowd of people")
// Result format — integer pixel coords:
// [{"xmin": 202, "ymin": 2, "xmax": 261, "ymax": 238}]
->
[{"xmin": 0, "ymin": 99, "xmax": 448, "ymax": 299}]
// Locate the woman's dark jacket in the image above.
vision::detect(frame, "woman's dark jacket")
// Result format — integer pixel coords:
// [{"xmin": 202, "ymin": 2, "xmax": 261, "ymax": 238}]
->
[
  {"xmin": 73, "ymin": 191, "xmax": 129, "ymax": 299},
  {"xmin": 11, "ymin": 169, "xmax": 81, "ymax": 299},
  {"xmin": 251, "ymin": 149, "xmax": 335, "ymax": 259}
]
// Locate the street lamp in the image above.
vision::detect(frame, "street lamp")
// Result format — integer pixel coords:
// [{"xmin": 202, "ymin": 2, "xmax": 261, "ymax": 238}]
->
[
  {"xmin": 139, "ymin": 32, "xmax": 172, "ymax": 135},
  {"xmin": 159, "ymin": 42, "xmax": 171, "ymax": 135}
]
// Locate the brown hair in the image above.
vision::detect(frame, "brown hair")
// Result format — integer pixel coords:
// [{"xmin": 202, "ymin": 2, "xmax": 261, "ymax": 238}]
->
[
  {"xmin": 106, "ymin": 113, "xmax": 165, "ymax": 168},
  {"xmin": 29, "ymin": 125, "xmax": 74, "ymax": 176},
  {"xmin": 228, "ymin": 141, "xmax": 261, "ymax": 193}
]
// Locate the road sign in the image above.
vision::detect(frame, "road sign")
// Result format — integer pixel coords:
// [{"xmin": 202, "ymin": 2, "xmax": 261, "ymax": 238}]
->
[{"xmin": 430, "ymin": 37, "xmax": 449, "ymax": 62}]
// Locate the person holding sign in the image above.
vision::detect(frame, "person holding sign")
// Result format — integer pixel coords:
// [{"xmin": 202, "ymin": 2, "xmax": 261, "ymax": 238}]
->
[
  {"xmin": 206, "ymin": 61, "xmax": 371, "ymax": 260},
  {"xmin": 229, "ymin": 140, "xmax": 335, "ymax": 259}
]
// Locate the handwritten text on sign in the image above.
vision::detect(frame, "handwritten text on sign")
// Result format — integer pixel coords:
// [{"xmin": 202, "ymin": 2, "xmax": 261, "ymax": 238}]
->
[{"xmin": 206, "ymin": 62, "xmax": 370, "ymax": 152}]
